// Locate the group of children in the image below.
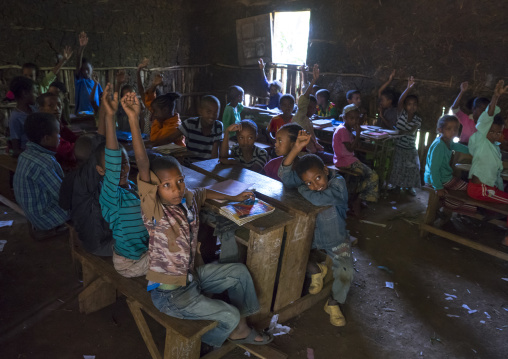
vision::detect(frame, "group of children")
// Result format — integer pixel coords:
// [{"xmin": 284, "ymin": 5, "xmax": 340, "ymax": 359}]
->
[{"xmin": 6, "ymin": 30, "xmax": 508, "ymax": 350}]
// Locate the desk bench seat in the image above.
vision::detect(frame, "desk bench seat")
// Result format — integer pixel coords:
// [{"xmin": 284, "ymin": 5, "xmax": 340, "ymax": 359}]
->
[{"xmin": 420, "ymin": 185, "xmax": 508, "ymax": 261}]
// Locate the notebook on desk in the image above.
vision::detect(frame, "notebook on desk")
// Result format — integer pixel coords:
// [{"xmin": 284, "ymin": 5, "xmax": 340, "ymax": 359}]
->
[
  {"xmin": 152, "ymin": 143, "xmax": 187, "ymax": 155},
  {"xmin": 219, "ymin": 199, "xmax": 275, "ymax": 226}
]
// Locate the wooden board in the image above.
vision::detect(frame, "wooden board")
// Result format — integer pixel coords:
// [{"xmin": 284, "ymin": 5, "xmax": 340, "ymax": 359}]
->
[{"xmin": 236, "ymin": 13, "xmax": 273, "ymax": 67}]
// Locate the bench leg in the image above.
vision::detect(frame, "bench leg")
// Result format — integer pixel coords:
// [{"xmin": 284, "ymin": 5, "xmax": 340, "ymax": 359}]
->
[
  {"xmin": 164, "ymin": 327, "xmax": 201, "ymax": 359},
  {"xmin": 420, "ymin": 190, "xmax": 440, "ymax": 238},
  {"xmin": 127, "ymin": 298, "xmax": 164, "ymax": 359},
  {"xmin": 78, "ymin": 262, "xmax": 117, "ymax": 314}
]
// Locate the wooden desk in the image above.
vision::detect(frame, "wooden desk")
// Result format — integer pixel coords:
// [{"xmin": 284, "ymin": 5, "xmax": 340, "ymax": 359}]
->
[
  {"xmin": 455, "ymin": 163, "xmax": 508, "ymax": 180},
  {"xmin": 188, "ymin": 159, "xmax": 325, "ymax": 314},
  {"xmin": 182, "ymin": 166, "xmax": 294, "ymax": 319}
]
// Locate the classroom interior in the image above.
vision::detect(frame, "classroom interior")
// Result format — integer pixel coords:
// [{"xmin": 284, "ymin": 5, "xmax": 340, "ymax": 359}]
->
[{"xmin": 1, "ymin": 0, "xmax": 508, "ymax": 358}]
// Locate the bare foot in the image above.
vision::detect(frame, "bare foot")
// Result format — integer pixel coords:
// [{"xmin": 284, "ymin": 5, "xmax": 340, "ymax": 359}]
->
[{"xmin": 229, "ymin": 327, "xmax": 264, "ymax": 342}]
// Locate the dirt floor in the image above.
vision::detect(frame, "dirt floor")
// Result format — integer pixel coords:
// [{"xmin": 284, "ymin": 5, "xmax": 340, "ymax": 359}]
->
[{"xmin": 1, "ymin": 188, "xmax": 508, "ymax": 359}]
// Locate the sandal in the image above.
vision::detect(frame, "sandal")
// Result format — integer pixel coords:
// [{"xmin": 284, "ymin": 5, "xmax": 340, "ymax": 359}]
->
[{"xmin": 228, "ymin": 328, "xmax": 273, "ymax": 345}]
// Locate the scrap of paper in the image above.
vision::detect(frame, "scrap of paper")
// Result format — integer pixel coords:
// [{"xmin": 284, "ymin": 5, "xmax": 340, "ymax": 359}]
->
[
  {"xmin": 0, "ymin": 220, "xmax": 13, "ymax": 227},
  {"xmin": 0, "ymin": 240, "xmax": 6, "ymax": 252}
]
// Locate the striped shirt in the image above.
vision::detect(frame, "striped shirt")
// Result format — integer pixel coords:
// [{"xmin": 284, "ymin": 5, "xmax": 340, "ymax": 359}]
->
[
  {"xmin": 230, "ymin": 144, "xmax": 268, "ymax": 169},
  {"xmin": 178, "ymin": 117, "xmax": 223, "ymax": 160},
  {"xmin": 395, "ymin": 110, "xmax": 422, "ymax": 149},
  {"xmin": 13, "ymin": 142, "xmax": 69, "ymax": 230},
  {"xmin": 99, "ymin": 148, "xmax": 149, "ymax": 260}
]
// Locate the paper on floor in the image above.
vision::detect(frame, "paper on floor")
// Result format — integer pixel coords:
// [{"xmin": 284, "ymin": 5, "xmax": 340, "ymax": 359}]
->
[
  {"xmin": 359, "ymin": 220, "xmax": 386, "ymax": 228},
  {"xmin": 267, "ymin": 314, "xmax": 291, "ymax": 336},
  {"xmin": 307, "ymin": 348, "xmax": 315, "ymax": 359},
  {"xmin": 0, "ymin": 240, "xmax": 6, "ymax": 252},
  {"xmin": 83, "ymin": 356, "xmax": 95, "ymax": 359},
  {"xmin": 385, "ymin": 282, "xmax": 394, "ymax": 289},
  {"xmin": 0, "ymin": 220, "xmax": 13, "ymax": 227}
]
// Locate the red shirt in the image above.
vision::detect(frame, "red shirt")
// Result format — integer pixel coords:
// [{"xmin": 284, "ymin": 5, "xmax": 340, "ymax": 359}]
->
[
  {"xmin": 56, "ymin": 123, "xmax": 78, "ymax": 171},
  {"xmin": 267, "ymin": 115, "xmax": 292, "ymax": 136}
]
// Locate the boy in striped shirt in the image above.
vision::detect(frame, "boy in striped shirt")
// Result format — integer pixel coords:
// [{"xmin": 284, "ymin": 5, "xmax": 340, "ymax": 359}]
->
[{"xmin": 96, "ymin": 83, "xmax": 149, "ymax": 277}]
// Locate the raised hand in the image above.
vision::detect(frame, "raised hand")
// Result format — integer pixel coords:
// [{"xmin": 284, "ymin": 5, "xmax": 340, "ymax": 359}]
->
[
  {"xmin": 258, "ymin": 58, "xmax": 266, "ymax": 70},
  {"xmin": 92, "ymin": 73, "xmax": 99, "ymax": 83},
  {"xmin": 79, "ymin": 31, "xmax": 88, "ymax": 47},
  {"xmin": 153, "ymin": 73, "xmax": 164, "ymax": 87},
  {"xmin": 121, "ymin": 92, "xmax": 141, "ymax": 118},
  {"xmin": 389, "ymin": 69, "xmax": 396, "ymax": 81},
  {"xmin": 460, "ymin": 81, "xmax": 469, "ymax": 93},
  {"xmin": 407, "ymin": 76, "xmax": 415, "ymax": 89},
  {"xmin": 494, "ymin": 80, "xmax": 508, "ymax": 97},
  {"xmin": 138, "ymin": 57, "xmax": 149, "ymax": 70},
  {"xmin": 295, "ymin": 130, "xmax": 311, "ymax": 150},
  {"xmin": 116, "ymin": 70, "xmax": 127, "ymax": 85},
  {"xmin": 227, "ymin": 123, "xmax": 242, "ymax": 133},
  {"xmin": 102, "ymin": 83, "xmax": 119, "ymax": 115},
  {"xmin": 312, "ymin": 64, "xmax": 320, "ymax": 82},
  {"xmin": 62, "ymin": 46, "xmax": 73, "ymax": 61}
]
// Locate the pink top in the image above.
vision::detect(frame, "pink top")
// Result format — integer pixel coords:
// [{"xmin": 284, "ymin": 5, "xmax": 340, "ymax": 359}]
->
[
  {"xmin": 453, "ymin": 109, "xmax": 476, "ymax": 144},
  {"xmin": 333, "ymin": 125, "xmax": 358, "ymax": 168},
  {"xmin": 263, "ymin": 156, "xmax": 284, "ymax": 181}
]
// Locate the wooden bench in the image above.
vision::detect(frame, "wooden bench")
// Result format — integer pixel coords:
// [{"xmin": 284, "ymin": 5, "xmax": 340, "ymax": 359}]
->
[
  {"xmin": 0, "ymin": 154, "xmax": 23, "ymax": 215},
  {"xmin": 420, "ymin": 185, "xmax": 508, "ymax": 261}
]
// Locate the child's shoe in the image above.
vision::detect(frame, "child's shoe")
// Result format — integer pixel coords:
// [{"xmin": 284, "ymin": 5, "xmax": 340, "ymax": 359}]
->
[
  {"xmin": 309, "ymin": 263, "xmax": 328, "ymax": 294},
  {"xmin": 324, "ymin": 301, "xmax": 346, "ymax": 326}
]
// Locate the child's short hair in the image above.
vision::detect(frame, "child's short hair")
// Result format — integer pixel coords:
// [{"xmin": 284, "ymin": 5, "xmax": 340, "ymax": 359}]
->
[
  {"xmin": 200, "ymin": 95, "xmax": 220, "ymax": 110},
  {"xmin": 316, "ymin": 89, "xmax": 330, "ymax": 102},
  {"xmin": 227, "ymin": 86, "xmax": 244, "ymax": 103},
  {"xmin": 81, "ymin": 57, "xmax": 91, "ymax": 66},
  {"xmin": 295, "ymin": 154, "xmax": 325, "ymax": 179},
  {"xmin": 240, "ymin": 119, "xmax": 258, "ymax": 136},
  {"xmin": 150, "ymin": 156, "xmax": 182, "ymax": 177},
  {"xmin": 278, "ymin": 123, "xmax": 303, "ymax": 142},
  {"xmin": 10, "ymin": 76, "xmax": 34, "ymax": 99},
  {"xmin": 269, "ymin": 81, "xmax": 283, "ymax": 92},
  {"xmin": 36, "ymin": 93, "xmax": 58, "ymax": 108},
  {"xmin": 343, "ymin": 104, "xmax": 359, "ymax": 116},
  {"xmin": 436, "ymin": 115, "xmax": 459, "ymax": 132},
  {"xmin": 493, "ymin": 114, "xmax": 505, "ymax": 126},
  {"xmin": 404, "ymin": 94, "xmax": 418, "ymax": 105},
  {"xmin": 380, "ymin": 89, "xmax": 397, "ymax": 107},
  {"xmin": 308, "ymin": 95, "xmax": 317, "ymax": 105},
  {"xmin": 151, "ymin": 92, "xmax": 181, "ymax": 111},
  {"xmin": 22, "ymin": 62, "xmax": 38, "ymax": 75},
  {"xmin": 346, "ymin": 90, "xmax": 360, "ymax": 100},
  {"xmin": 74, "ymin": 135, "xmax": 97, "ymax": 163},
  {"xmin": 280, "ymin": 94, "xmax": 295, "ymax": 106},
  {"xmin": 473, "ymin": 97, "xmax": 489, "ymax": 110},
  {"xmin": 120, "ymin": 85, "xmax": 134, "ymax": 98},
  {"xmin": 24, "ymin": 112, "xmax": 58, "ymax": 144},
  {"xmin": 49, "ymin": 81, "xmax": 67, "ymax": 93}
]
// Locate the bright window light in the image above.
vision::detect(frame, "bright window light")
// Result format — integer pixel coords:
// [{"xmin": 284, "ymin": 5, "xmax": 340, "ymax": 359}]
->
[{"xmin": 272, "ymin": 11, "xmax": 310, "ymax": 65}]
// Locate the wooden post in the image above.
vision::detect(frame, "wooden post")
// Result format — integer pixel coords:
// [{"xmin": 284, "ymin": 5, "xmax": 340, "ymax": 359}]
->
[
  {"xmin": 163, "ymin": 327, "xmax": 201, "ymax": 359},
  {"xmin": 127, "ymin": 298, "xmax": 163, "ymax": 359},
  {"xmin": 419, "ymin": 187, "xmax": 440, "ymax": 238},
  {"xmin": 78, "ymin": 276, "xmax": 117, "ymax": 314}
]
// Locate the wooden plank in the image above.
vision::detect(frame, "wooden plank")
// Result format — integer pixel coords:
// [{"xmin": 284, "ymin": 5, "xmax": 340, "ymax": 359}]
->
[
  {"xmin": 237, "ymin": 343, "xmax": 288, "ymax": 359},
  {"xmin": 247, "ymin": 227, "xmax": 285, "ymax": 318},
  {"xmin": 78, "ymin": 277, "xmax": 117, "ymax": 314},
  {"xmin": 201, "ymin": 341, "xmax": 236, "ymax": 359},
  {"xmin": 0, "ymin": 194, "xmax": 24, "ymax": 216},
  {"xmin": 421, "ymin": 224, "xmax": 508, "ymax": 261},
  {"xmin": 273, "ymin": 213, "xmax": 316, "ymax": 311},
  {"xmin": 164, "ymin": 326, "xmax": 201, "ymax": 359},
  {"xmin": 419, "ymin": 186, "xmax": 440, "ymax": 238},
  {"xmin": 126, "ymin": 298, "xmax": 163, "ymax": 359}
]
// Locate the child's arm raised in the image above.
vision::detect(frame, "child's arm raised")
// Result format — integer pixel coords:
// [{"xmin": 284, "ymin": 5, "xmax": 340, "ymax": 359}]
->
[
  {"xmin": 377, "ymin": 69, "xmax": 395, "ymax": 98},
  {"xmin": 102, "ymin": 83, "xmax": 119, "ymax": 150},
  {"xmin": 476, "ymin": 80, "xmax": 507, "ymax": 135},
  {"xmin": 145, "ymin": 73, "xmax": 163, "ymax": 95},
  {"xmin": 377, "ymin": 105, "xmax": 391, "ymax": 129},
  {"xmin": 451, "ymin": 82, "xmax": 468, "ymax": 110},
  {"xmin": 258, "ymin": 58, "xmax": 270, "ymax": 90},
  {"xmin": 303, "ymin": 64, "xmax": 319, "ymax": 99},
  {"xmin": 282, "ymin": 130, "xmax": 311, "ymax": 167},
  {"xmin": 75, "ymin": 31, "xmax": 88, "ymax": 76},
  {"xmin": 136, "ymin": 58, "xmax": 149, "ymax": 105},
  {"xmin": 398, "ymin": 76, "xmax": 415, "ymax": 112},
  {"xmin": 114, "ymin": 70, "xmax": 127, "ymax": 94},
  {"xmin": 51, "ymin": 46, "xmax": 73, "ymax": 76},
  {"xmin": 122, "ymin": 92, "xmax": 150, "ymax": 183},
  {"xmin": 219, "ymin": 124, "xmax": 241, "ymax": 165}
]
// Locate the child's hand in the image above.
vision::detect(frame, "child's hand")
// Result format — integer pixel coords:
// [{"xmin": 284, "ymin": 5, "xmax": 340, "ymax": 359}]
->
[
  {"xmin": 138, "ymin": 57, "xmax": 149, "ymax": 70},
  {"xmin": 121, "ymin": 92, "xmax": 141, "ymax": 118},
  {"xmin": 407, "ymin": 76, "xmax": 415, "ymax": 89},
  {"xmin": 226, "ymin": 123, "xmax": 242, "ymax": 133},
  {"xmin": 231, "ymin": 191, "xmax": 255, "ymax": 202},
  {"xmin": 460, "ymin": 81, "xmax": 469, "ymax": 93},
  {"xmin": 436, "ymin": 189, "xmax": 447, "ymax": 198},
  {"xmin": 258, "ymin": 58, "xmax": 265, "ymax": 70},
  {"xmin": 78, "ymin": 31, "xmax": 88, "ymax": 47},
  {"xmin": 494, "ymin": 79, "xmax": 508, "ymax": 97},
  {"xmin": 295, "ymin": 130, "xmax": 311, "ymax": 150},
  {"xmin": 102, "ymin": 83, "xmax": 119, "ymax": 115},
  {"xmin": 116, "ymin": 70, "xmax": 127, "ymax": 85},
  {"xmin": 62, "ymin": 46, "xmax": 73, "ymax": 61},
  {"xmin": 92, "ymin": 73, "xmax": 99, "ymax": 83},
  {"xmin": 312, "ymin": 64, "xmax": 320, "ymax": 82},
  {"xmin": 388, "ymin": 69, "xmax": 396, "ymax": 81},
  {"xmin": 300, "ymin": 63, "xmax": 309, "ymax": 72},
  {"xmin": 153, "ymin": 73, "xmax": 164, "ymax": 87}
]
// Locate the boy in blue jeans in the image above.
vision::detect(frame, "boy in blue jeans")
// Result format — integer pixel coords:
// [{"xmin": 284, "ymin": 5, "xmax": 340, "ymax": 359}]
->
[{"xmin": 279, "ymin": 130, "xmax": 353, "ymax": 326}]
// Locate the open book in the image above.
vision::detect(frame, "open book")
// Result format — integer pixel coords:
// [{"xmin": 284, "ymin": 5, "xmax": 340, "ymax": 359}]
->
[
  {"xmin": 152, "ymin": 143, "xmax": 187, "ymax": 155},
  {"xmin": 219, "ymin": 199, "xmax": 275, "ymax": 226}
]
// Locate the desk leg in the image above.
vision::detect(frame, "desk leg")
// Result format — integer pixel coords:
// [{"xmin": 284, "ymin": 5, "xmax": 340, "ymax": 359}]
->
[
  {"xmin": 246, "ymin": 227, "xmax": 284, "ymax": 321},
  {"xmin": 273, "ymin": 214, "xmax": 315, "ymax": 312}
]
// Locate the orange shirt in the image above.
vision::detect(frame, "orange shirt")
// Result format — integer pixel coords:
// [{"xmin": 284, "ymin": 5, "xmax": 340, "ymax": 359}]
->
[
  {"xmin": 267, "ymin": 115, "xmax": 292, "ymax": 136},
  {"xmin": 150, "ymin": 114, "xmax": 185, "ymax": 146},
  {"xmin": 144, "ymin": 91, "xmax": 156, "ymax": 112}
]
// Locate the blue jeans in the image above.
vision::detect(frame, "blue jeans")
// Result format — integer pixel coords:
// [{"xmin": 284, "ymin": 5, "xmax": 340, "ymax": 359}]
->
[
  {"xmin": 324, "ymin": 243, "xmax": 353, "ymax": 304},
  {"xmin": 151, "ymin": 263, "xmax": 260, "ymax": 347}
]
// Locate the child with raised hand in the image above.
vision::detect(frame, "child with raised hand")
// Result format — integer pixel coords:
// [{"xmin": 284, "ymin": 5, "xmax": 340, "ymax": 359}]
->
[
  {"xmin": 258, "ymin": 58, "xmax": 283, "ymax": 109},
  {"xmin": 315, "ymin": 89, "xmax": 338, "ymax": 119},
  {"xmin": 388, "ymin": 76, "xmax": 422, "ymax": 196},
  {"xmin": 220, "ymin": 120, "xmax": 268, "ymax": 172},
  {"xmin": 97, "ymin": 84, "xmax": 149, "ymax": 277},
  {"xmin": 424, "ymin": 115, "xmax": 475, "ymax": 215},
  {"xmin": 377, "ymin": 70, "xmax": 398, "ymax": 129},
  {"xmin": 222, "ymin": 86, "xmax": 244, "ymax": 136},
  {"xmin": 134, "ymin": 118, "xmax": 272, "ymax": 349},
  {"xmin": 466, "ymin": 80, "xmax": 508, "ymax": 245},
  {"xmin": 136, "ymin": 58, "xmax": 160, "ymax": 134},
  {"xmin": 267, "ymin": 94, "xmax": 294, "ymax": 140},
  {"xmin": 149, "ymin": 93, "xmax": 184, "ymax": 147},
  {"xmin": 333, "ymin": 105, "xmax": 379, "ymax": 215},
  {"xmin": 75, "ymin": 31, "xmax": 102, "ymax": 114},
  {"xmin": 8, "ymin": 76, "xmax": 37, "ymax": 156},
  {"xmin": 264, "ymin": 123, "xmax": 303, "ymax": 181},
  {"xmin": 451, "ymin": 81, "xmax": 490, "ymax": 144}
]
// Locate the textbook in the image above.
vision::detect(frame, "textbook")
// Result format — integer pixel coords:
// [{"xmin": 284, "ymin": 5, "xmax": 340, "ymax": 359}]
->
[
  {"xmin": 153, "ymin": 143, "xmax": 187, "ymax": 155},
  {"xmin": 219, "ymin": 199, "xmax": 275, "ymax": 226}
]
